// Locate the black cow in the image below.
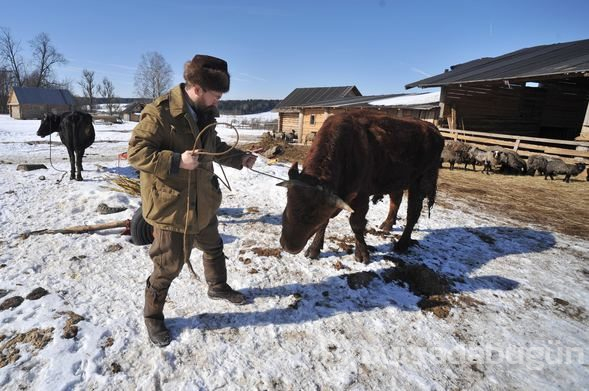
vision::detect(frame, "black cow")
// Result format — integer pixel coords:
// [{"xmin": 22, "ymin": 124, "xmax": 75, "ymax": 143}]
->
[
  {"xmin": 279, "ymin": 111, "xmax": 444, "ymax": 264},
  {"xmin": 37, "ymin": 111, "xmax": 95, "ymax": 181}
]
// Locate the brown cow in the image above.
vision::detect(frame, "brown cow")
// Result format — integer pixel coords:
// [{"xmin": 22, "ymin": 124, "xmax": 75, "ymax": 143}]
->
[{"xmin": 278, "ymin": 110, "xmax": 444, "ymax": 263}]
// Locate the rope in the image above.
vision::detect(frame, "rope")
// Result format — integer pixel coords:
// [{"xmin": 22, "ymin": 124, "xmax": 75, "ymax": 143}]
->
[
  {"xmin": 48, "ymin": 131, "xmax": 68, "ymax": 184},
  {"xmin": 183, "ymin": 122, "xmax": 241, "ymax": 281},
  {"xmin": 247, "ymin": 166, "xmax": 287, "ymax": 182}
]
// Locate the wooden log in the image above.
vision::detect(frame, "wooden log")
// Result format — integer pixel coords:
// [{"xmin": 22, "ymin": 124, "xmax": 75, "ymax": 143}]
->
[{"xmin": 20, "ymin": 220, "xmax": 129, "ymax": 239}]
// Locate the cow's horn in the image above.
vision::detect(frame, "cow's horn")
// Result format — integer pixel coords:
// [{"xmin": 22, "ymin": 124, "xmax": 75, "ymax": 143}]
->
[
  {"xmin": 329, "ymin": 194, "xmax": 354, "ymax": 213},
  {"xmin": 276, "ymin": 179, "xmax": 314, "ymax": 189}
]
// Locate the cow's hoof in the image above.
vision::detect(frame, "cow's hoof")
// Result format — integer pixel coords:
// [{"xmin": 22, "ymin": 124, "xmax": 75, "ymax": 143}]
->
[
  {"xmin": 379, "ymin": 222, "xmax": 393, "ymax": 232},
  {"xmin": 304, "ymin": 247, "xmax": 320, "ymax": 259},
  {"xmin": 75, "ymin": 177, "xmax": 83, "ymax": 181},
  {"xmin": 393, "ymin": 239, "xmax": 418, "ymax": 253}
]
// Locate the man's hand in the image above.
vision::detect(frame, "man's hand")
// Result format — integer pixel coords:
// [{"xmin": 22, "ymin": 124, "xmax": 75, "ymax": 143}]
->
[
  {"xmin": 242, "ymin": 153, "xmax": 257, "ymax": 169},
  {"xmin": 179, "ymin": 150, "xmax": 201, "ymax": 170}
]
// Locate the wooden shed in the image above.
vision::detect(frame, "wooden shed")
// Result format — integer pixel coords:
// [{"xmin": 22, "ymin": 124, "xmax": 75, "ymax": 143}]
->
[
  {"xmin": 8, "ymin": 87, "xmax": 76, "ymax": 120},
  {"xmin": 273, "ymin": 86, "xmax": 440, "ymax": 143},
  {"xmin": 120, "ymin": 101, "xmax": 146, "ymax": 122},
  {"xmin": 406, "ymin": 39, "xmax": 589, "ymax": 141}
]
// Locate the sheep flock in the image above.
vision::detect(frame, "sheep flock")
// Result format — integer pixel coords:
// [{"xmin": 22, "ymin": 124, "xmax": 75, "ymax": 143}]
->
[{"xmin": 441, "ymin": 140, "xmax": 588, "ymax": 183}]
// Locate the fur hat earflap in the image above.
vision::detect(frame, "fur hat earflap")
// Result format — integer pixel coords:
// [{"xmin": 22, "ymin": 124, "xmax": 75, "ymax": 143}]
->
[{"xmin": 184, "ymin": 54, "xmax": 230, "ymax": 92}]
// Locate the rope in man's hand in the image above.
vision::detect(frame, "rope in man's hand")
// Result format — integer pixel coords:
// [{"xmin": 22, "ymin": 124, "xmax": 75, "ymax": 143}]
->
[{"xmin": 182, "ymin": 122, "xmax": 243, "ymax": 281}]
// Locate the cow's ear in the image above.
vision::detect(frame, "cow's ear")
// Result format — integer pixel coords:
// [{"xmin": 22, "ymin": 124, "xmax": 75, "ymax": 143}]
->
[{"xmin": 288, "ymin": 162, "xmax": 299, "ymax": 179}]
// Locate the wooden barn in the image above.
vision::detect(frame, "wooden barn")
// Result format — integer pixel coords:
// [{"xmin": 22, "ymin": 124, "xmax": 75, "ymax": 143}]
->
[
  {"xmin": 7, "ymin": 87, "xmax": 76, "ymax": 120},
  {"xmin": 406, "ymin": 38, "xmax": 589, "ymax": 141},
  {"xmin": 273, "ymin": 86, "xmax": 440, "ymax": 143}
]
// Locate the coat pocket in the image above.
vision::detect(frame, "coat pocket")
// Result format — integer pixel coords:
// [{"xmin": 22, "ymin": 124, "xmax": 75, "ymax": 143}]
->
[{"xmin": 146, "ymin": 179, "xmax": 183, "ymax": 225}]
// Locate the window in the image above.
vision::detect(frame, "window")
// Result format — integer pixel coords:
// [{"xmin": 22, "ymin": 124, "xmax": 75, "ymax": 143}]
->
[{"xmin": 310, "ymin": 114, "xmax": 315, "ymax": 125}]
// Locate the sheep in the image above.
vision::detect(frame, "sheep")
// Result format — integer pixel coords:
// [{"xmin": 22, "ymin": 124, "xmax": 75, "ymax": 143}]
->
[
  {"xmin": 526, "ymin": 155, "xmax": 551, "ymax": 176},
  {"xmin": 304, "ymin": 131, "xmax": 317, "ymax": 145},
  {"xmin": 467, "ymin": 146, "xmax": 495, "ymax": 174},
  {"xmin": 284, "ymin": 130, "xmax": 297, "ymax": 143},
  {"xmin": 274, "ymin": 131, "xmax": 286, "ymax": 141},
  {"xmin": 544, "ymin": 159, "xmax": 587, "ymax": 183},
  {"xmin": 441, "ymin": 140, "xmax": 472, "ymax": 170},
  {"xmin": 494, "ymin": 150, "xmax": 527, "ymax": 175}
]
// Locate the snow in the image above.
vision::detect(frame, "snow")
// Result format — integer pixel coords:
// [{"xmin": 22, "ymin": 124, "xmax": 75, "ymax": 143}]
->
[
  {"xmin": 370, "ymin": 91, "xmax": 440, "ymax": 106},
  {"xmin": 0, "ymin": 113, "xmax": 587, "ymax": 390}
]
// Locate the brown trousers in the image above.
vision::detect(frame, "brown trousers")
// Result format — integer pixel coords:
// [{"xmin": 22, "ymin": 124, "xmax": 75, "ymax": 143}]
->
[{"xmin": 147, "ymin": 216, "xmax": 227, "ymax": 292}]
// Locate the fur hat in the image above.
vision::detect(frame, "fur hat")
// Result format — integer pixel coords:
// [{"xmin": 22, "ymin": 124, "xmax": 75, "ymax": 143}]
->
[{"xmin": 184, "ymin": 54, "xmax": 230, "ymax": 92}]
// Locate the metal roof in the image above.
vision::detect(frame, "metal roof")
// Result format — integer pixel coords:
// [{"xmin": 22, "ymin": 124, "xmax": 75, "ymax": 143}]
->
[
  {"xmin": 406, "ymin": 38, "xmax": 589, "ymax": 89},
  {"xmin": 11, "ymin": 86, "xmax": 76, "ymax": 105},
  {"xmin": 273, "ymin": 86, "xmax": 361, "ymax": 109}
]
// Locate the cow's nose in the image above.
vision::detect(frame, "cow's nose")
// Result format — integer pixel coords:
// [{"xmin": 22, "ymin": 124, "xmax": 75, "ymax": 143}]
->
[{"xmin": 279, "ymin": 235, "xmax": 304, "ymax": 254}]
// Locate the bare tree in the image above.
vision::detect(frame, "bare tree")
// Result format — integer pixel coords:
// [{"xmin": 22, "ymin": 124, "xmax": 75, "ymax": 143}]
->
[
  {"xmin": 78, "ymin": 69, "xmax": 97, "ymax": 111},
  {"xmin": 28, "ymin": 32, "xmax": 67, "ymax": 87},
  {"xmin": 98, "ymin": 76, "xmax": 118, "ymax": 115},
  {"xmin": 0, "ymin": 27, "xmax": 25, "ymax": 87},
  {"xmin": 0, "ymin": 68, "xmax": 12, "ymax": 113},
  {"xmin": 134, "ymin": 51, "xmax": 173, "ymax": 99}
]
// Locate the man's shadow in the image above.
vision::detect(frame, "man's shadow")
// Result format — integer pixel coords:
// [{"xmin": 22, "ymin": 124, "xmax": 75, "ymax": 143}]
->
[{"xmin": 169, "ymin": 225, "xmax": 556, "ymax": 332}]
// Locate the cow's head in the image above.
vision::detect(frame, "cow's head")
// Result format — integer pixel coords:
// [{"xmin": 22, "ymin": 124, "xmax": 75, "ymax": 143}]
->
[
  {"xmin": 278, "ymin": 162, "xmax": 353, "ymax": 254},
  {"xmin": 36, "ymin": 113, "xmax": 61, "ymax": 137}
]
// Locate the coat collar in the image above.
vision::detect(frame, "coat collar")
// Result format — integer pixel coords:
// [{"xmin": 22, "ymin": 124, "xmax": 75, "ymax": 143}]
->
[
  {"xmin": 169, "ymin": 84, "xmax": 189, "ymax": 119},
  {"xmin": 169, "ymin": 84, "xmax": 199, "ymax": 138}
]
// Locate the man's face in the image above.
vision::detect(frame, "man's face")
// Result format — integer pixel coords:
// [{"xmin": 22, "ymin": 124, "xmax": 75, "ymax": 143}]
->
[{"xmin": 192, "ymin": 85, "xmax": 223, "ymax": 110}]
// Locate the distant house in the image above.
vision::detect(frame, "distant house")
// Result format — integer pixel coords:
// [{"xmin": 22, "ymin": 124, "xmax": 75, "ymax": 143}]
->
[
  {"xmin": 7, "ymin": 87, "xmax": 76, "ymax": 120},
  {"xmin": 273, "ymin": 85, "xmax": 440, "ymax": 142},
  {"xmin": 406, "ymin": 38, "xmax": 589, "ymax": 141},
  {"xmin": 120, "ymin": 101, "xmax": 147, "ymax": 122}
]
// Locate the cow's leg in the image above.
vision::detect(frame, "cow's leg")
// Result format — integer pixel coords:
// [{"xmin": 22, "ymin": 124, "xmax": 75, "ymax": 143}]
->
[
  {"xmin": 394, "ymin": 186, "xmax": 424, "ymax": 253},
  {"xmin": 379, "ymin": 190, "xmax": 403, "ymax": 232},
  {"xmin": 305, "ymin": 222, "xmax": 328, "ymax": 259},
  {"xmin": 350, "ymin": 195, "xmax": 370, "ymax": 264},
  {"xmin": 66, "ymin": 147, "xmax": 76, "ymax": 180},
  {"xmin": 75, "ymin": 149, "xmax": 84, "ymax": 181}
]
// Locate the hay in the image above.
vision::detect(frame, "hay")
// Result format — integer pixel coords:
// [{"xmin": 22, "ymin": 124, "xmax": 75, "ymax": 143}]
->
[{"xmin": 105, "ymin": 175, "xmax": 141, "ymax": 197}]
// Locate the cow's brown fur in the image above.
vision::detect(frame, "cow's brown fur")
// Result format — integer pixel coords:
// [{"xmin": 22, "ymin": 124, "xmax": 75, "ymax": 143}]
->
[{"xmin": 279, "ymin": 110, "xmax": 444, "ymax": 263}]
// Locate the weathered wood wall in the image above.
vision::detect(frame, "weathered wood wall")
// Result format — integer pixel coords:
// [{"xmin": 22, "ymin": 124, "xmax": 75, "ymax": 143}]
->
[{"xmin": 441, "ymin": 80, "xmax": 589, "ymax": 140}]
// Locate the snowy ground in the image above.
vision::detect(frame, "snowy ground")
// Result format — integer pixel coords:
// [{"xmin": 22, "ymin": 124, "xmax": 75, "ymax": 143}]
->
[{"xmin": 0, "ymin": 114, "xmax": 587, "ymax": 390}]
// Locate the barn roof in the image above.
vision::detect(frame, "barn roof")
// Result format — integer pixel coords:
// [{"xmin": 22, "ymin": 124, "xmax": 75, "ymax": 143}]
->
[
  {"xmin": 299, "ymin": 93, "xmax": 405, "ymax": 108},
  {"xmin": 11, "ymin": 86, "xmax": 76, "ymax": 105},
  {"xmin": 406, "ymin": 38, "xmax": 589, "ymax": 89},
  {"xmin": 273, "ymin": 86, "xmax": 361, "ymax": 109}
]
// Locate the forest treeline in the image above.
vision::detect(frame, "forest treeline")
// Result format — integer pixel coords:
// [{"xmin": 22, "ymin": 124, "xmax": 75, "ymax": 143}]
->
[{"xmin": 81, "ymin": 97, "xmax": 281, "ymax": 115}]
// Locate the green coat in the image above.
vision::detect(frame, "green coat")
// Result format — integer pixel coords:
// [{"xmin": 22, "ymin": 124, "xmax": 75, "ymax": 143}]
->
[{"xmin": 128, "ymin": 84, "xmax": 246, "ymax": 233}]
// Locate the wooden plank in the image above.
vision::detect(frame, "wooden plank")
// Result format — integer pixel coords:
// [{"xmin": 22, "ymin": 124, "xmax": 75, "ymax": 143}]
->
[
  {"xmin": 543, "ymin": 146, "xmax": 589, "ymax": 158},
  {"xmin": 439, "ymin": 130, "xmax": 589, "ymax": 161},
  {"xmin": 439, "ymin": 127, "xmax": 589, "ymax": 147}
]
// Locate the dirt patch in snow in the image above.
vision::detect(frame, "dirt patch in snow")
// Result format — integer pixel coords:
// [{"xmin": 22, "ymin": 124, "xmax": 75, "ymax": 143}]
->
[{"xmin": 0, "ymin": 327, "xmax": 54, "ymax": 368}]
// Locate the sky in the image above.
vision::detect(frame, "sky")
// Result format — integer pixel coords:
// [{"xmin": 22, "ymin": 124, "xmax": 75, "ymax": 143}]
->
[
  {"xmin": 1, "ymin": 1, "xmax": 589, "ymax": 99},
  {"xmin": 0, "ymin": 114, "xmax": 588, "ymax": 388}
]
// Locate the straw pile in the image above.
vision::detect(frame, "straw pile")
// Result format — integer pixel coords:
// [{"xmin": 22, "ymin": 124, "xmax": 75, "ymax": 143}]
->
[{"xmin": 105, "ymin": 175, "xmax": 141, "ymax": 197}]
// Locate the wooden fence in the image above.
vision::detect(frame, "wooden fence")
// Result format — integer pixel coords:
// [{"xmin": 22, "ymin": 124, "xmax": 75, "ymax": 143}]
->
[{"xmin": 439, "ymin": 128, "xmax": 589, "ymax": 163}]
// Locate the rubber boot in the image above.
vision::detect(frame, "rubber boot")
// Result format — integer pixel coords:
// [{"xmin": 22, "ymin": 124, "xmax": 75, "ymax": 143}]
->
[
  {"xmin": 144, "ymin": 278, "xmax": 171, "ymax": 347},
  {"xmin": 203, "ymin": 254, "xmax": 246, "ymax": 305}
]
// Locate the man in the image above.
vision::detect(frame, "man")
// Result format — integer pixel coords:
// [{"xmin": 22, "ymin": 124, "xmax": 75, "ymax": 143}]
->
[{"xmin": 128, "ymin": 54, "xmax": 257, "ymax": 347}]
